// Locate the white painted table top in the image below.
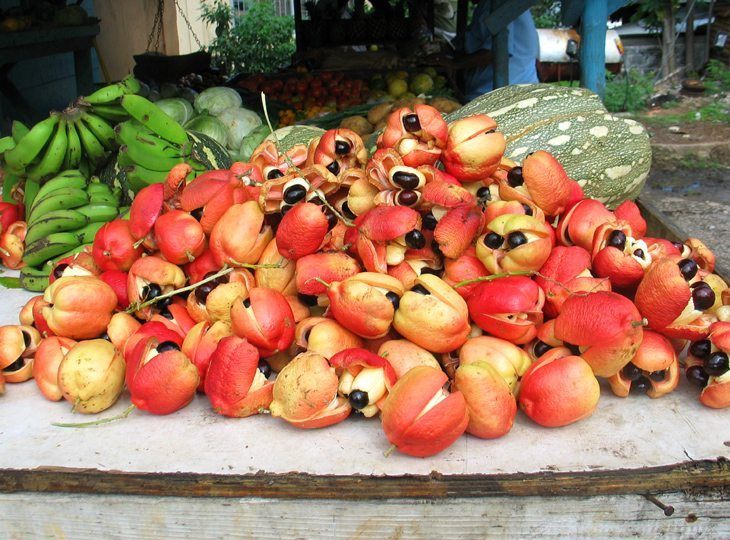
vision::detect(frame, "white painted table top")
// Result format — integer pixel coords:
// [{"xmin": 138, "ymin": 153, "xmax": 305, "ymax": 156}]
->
[{"xmin": 1, "ymin": 284, "xmax": 728, "ymax": 477}]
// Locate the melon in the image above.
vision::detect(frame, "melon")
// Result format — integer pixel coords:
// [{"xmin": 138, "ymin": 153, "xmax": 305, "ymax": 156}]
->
[{"xmin": 446, "ymin": 84, "xmax": 652, "ymax": 207}]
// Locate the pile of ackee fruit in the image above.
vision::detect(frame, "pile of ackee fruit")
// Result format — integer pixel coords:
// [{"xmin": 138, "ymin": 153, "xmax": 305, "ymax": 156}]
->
[{"xmin": 1, "ymin": 103, "xmax": 728, "ymax": 458}]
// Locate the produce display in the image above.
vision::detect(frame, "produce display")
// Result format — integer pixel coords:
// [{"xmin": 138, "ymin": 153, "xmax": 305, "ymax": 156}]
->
[{"xmin": 0, "ymin": 86, "xmax": 728, "ymax": 460}]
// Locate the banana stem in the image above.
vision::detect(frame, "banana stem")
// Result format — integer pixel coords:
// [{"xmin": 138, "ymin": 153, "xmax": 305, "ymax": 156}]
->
[
  {"xmin": 383, "ymin": 444, "xmax": 397, "ymax": 458},
  {"xmin": 260, "ymin": 92, "xmax": 302, "ymax": 174},
  {"xmin": 453, "ymin": 270, "xmax": 535, "ymax": 288},
  {"xmin": 310, "ymin": 277, "xmax": 331, "ymax": 288},
  {"xmin": 132, "ymin": 237, "xmax": 146, "ymax": 249},
  {"xmin": 53, "ymin": 404, "xmax": 136, "ymax": 428}
]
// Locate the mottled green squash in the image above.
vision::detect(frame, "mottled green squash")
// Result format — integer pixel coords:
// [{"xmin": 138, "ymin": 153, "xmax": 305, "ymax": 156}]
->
[{"xmin": 446, "ymin": 84, "xmax": 652, "ymax": 207}]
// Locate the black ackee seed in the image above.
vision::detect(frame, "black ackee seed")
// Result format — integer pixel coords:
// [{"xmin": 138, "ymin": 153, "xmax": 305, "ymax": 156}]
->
[
  {"xmin": 678, "ymin": 258, "xmax": 698, "ymax": 281},
  {"xmin": 157, "ymin": 296, "xmax": 174, "ymax": 308},
  {"xmin": 476, "ymin": 186, "xmax": 491, "ymax": 201},
  {"xmin": 53, "ymin": 264, "xmax": 69, "ymax": 279},
  {"xmin": 243, "ymin": 298, "xmax": 251, "ymax": 308},
  {"xmin": 405, "ymin": 230, "xmax": 426, "ymax": 249},
  {"xmin": 686, "ymin": 365, "xmax": 709, "ymax": 388},
  {"xmin": 385, "ymin": 291, "xmax": 400, "ymax": 310},
  {"xmin": 157, "ymin": 341, "xmax": 180, "ymax": 353},
  {"xmin": 483, "ymin": 232, "xmax": 503, "ymax": 249},
  {"xmin": 195, "ymin": 284, "xmax": 215, "ymax": 304},
  {"xmin": 326, "ymin": 160, "xmax": 340, "ymax": 176},
  {"xmin": 283, "ymin": 184, "xmax": 307, "ymax": 204},
  {"xmin": 622, "ymin": 362, "xmax": 643, "ymax": 381},
  {"xmin": 403, "ymin": 114, "xmax": 421, "ymax": 133},
  {"xmin": 341, "ymin": 201, "xmax": 356, "ymax": 220},
  {"xmin": 607, "ymin": 230, "xmax": 627, "ymax": 251},
  {"xmin": 431, "ymin": 241, "xmax": 443, "ymax": 258},
  {"xmin": 650, "ymin": 369, "xmax": 667, "ymax": 382},
  {"xmin": 334, "ymin": 140, "xmax": 351, "ymax": 155},
  {"xmin": 160, "ymin": 308, "xmax": 174, "ymax": 319},
  {"xmin": 671, "ymin": 241, "xmax": 684, "ymax": 252},
  {"xmin": 348, "ymin": 389, "xmax": 370, "ymax": 409},
  {"xmin": 22, "ymin": 330, "xmax": 31, "ymax": 348},
  {"xmin": 141, "ymin": 283, "xmax": 162, "ymax": 302},
  {"xmin": 258, "ymin": 360, "xmax": 273, "ymax": 378},
  {"xmin": 705, "ymin": 351, "xmax": 729, "ymax": 376},
  {"xmin": 298, "ymin": 293, "xmax": 318, "ymax": 306},
  {"xmin": 689, "ymin": 339, "xmax": 712, "ymax": 358},
  {"xmin": 507, "ymin": 231, "xmax": 528, "ymax": 249},
  {"xmin": 267, "ymin": 169, "xmax": 284, "ymax": 180},
  {"xmin": 410, "ymin": 284, "xmax": 430, "ymax": 295},
  {"xmin": 191, "ymin": 208, "xmax": 204, "ymax": 221},
  {"xmin": 631, "ymin": 376, "xmax": 651, "ymax": 394},
  {"xmin": 280, "ymin": 204, "xmax": 293, "ymax": 216},
  {"xmin": 533, "ymin": 340, "xmax": 552, "ymax": 357},
  {"xmin": 391, "ymin": 170, "xmax": 420, "ymax": 190},
  {"xmin": 633, "ymin": 249, "xmax": 645, "ymax": 259},
  {"xmin": 565, "ymin": 342, "xmax": 582, "ymax": 356},
  {"xmin": 691, "ymin": 284, "xmax": 715, "ymax": 311},
  {"xmin": 420, "ymin": 267, "xmax": 440, "ymax": 276},
  {"xmin": 3, "ymin": 357, "xmax": 24, "ymax": 372},
  {"xmin": 309, "ymin": 195, "xmax": 325, "ymax": 206},
  {"xmin": 522, "ymin": 203, "xmax": 533, "ymax": 216},
  {"xmin": 396, "ymin": 190, "xmax": 419, "ymax": 207},
  {"xmin": 323, "ymin": 208, "xmax": 338, "ymax": 230},
  {"xmin": 507, "ymin": 167, "xmax": 524, "ymax": 187},
  {"xmin": 422, "ymin": 212, "xmax": 437, "ymax": 230}
]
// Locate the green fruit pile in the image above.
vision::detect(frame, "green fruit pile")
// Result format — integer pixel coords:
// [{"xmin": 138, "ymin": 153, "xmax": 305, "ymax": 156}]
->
[{"xmin": 19, "ymin": 170, "xmax": 124, "ymax": 291}]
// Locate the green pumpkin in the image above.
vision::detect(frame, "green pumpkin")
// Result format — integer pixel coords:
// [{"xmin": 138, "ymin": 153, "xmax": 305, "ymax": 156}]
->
[{"xmin": 447, "ymin": 84, "xmax": 652, "ymax": 207}]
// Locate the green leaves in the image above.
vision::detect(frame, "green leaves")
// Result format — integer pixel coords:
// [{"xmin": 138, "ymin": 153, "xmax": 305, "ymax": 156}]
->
[{"xmin": 200, "ymin": 0, "xmax": 295, "ymax": 75}]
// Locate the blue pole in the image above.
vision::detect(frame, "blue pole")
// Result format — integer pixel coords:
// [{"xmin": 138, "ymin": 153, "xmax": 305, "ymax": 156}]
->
[{"xmin": 579, "ymin": 0, "xmax": 607, "ymax": 98}]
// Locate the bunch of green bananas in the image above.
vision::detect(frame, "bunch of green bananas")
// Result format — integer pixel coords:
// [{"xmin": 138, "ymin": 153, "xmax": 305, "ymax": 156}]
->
[
  {"xmin": 2, "ymin": 77, "xmax": 141, "ymax": 187},
  {"xmin": 108, "ymin": 94, "xmax": 232, "ymax": 196},
  {"xmin": 19, "ymin": 170, "xmax": 123, "ymax": 291}
]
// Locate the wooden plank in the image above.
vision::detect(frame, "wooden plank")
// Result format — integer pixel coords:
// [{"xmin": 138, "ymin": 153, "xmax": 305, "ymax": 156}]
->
[
  {"xmin": 1, "ymin": 459, "xmax": 728, "ymax": 500},
  {"xmin": 0, "ymin": 24, "xmax": 100, "ymax": 49},
  {"xmin": 1, "ymin": 491, "xmax": 729, "ymax": 538}
]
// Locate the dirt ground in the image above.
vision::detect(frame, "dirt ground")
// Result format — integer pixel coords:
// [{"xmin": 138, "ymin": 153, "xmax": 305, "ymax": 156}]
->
[{"xmin": 642, "ymin": 166, "xmax": 730, "ymax": 276}]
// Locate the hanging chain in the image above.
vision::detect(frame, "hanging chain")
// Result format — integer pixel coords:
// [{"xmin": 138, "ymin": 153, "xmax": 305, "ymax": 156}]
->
[
  {"xmin": 174, "ymin": 0, "xmax": 204, "ymax": 49},
  {"xmin": 146, "ymin": 0, "xmax": 165, "ymax": 52}
]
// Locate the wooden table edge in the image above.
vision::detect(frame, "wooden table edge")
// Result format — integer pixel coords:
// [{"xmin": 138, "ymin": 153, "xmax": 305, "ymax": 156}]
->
[{"xmin": 0, "ymin": 458, "xmax": 728, "ymax": 499}]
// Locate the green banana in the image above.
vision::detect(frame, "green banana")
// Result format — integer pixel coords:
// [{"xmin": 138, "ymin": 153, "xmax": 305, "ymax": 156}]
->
[
  {"xmin": 27, "ymin": 119, "xmax": 68, "ymax": 181},
  {"xmin": 25, "ymin": 209, "xmax": 89, "ymax": 246},
  {"xmin": 11, "ymin": 120, "xmax": 29, "ymax": 143},
  {"xmin": 86, "ymin": 181, "xmax": 114, "ymax": 196},
  {"xmin": 121, "ymin": 94, "xmax": 188, "ymax": 146},
  {"xmin": 23, "ymin": 232, "xmax": 82, "ymax": 268},
  {"xmin": 4, "ymin": 114, "xmax": 60, "ymax": 171},
  {"xmin": 0, "ymin": 136, "xmax": 15, "ymax": 153},
  {"xmin": 76, "ymin": 203, "xmax": 119, "ymax": 223},
  {"xmin": 81, "ymin": 111, "xmax": 116, "ymax": 150},
  {"xmin": 74, "ymin": 221, "xmax": 105, "ymax": 244},
  {"xmin": 28, "ymin": 187, "xmax": 89, "ymax": 226},
  {"xmin": 34, "ymin": 170, "xmax": 87, "ymax": 201},
  {"xmin": 90, "ymin": 103, "xmax": 129, "ymax": 124},
  {"xmin": 84, "ymin": 82, "xmax": 127, "ymax": 105},
  {"xmin": 19, "ymin": 265, "xmax": 50, "ymax": 292},
  {"xmin": 118, "ymin": 142, "xmax": 184, "ymax": 173},
  {"xmin": 75, "ymin": 118, "xmax": 108, "ymax": 166},
  {"xmin": 89, "ymin": 191, "xmax": 119, "ymax": 206},
  {"xmin": 23, "ymin": 178, "xmax": 41, "ymax": 219},
  {"xmin": 125, "ymin": 164, "xmax": 169, "ymax": 190},
  {"xmin": 63, "ymin": 120, "xmax": 83, "ymax": 170},
  {"xmin": 120, "ymin": 75, "xmax": 142, "ymax": 94}
]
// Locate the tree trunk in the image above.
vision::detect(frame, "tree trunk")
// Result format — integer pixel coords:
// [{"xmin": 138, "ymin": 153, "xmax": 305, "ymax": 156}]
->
[
  {"xmin": 686, "ymin": 1, "xmax": 695, "ymax": 73},
  {"xmin": 661, "ymin": 0, "xmax": 676, "ymax": 78}
]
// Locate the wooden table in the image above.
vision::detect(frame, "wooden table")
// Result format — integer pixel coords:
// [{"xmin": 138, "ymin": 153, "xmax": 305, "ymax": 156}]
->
[
  {"xmin": 0, "ymin": 200, "xmax": 728, "ymax": 538},
  {"xmin": 0, "ymin": 24, "xmax": 100, "ymax": 122}
]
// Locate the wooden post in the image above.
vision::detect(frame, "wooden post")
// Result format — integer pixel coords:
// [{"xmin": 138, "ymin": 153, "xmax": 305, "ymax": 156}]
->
[
  {"xmin": 661, "ymin": 0, "xmax": 676, "ymax": 78},
  {"xmin": 579, "ymin": 0, "xmax": 607, "ymax": 98},
  {"xmin": 491, "ymin": 0, "xmax": 510, "ymax": 88}
]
